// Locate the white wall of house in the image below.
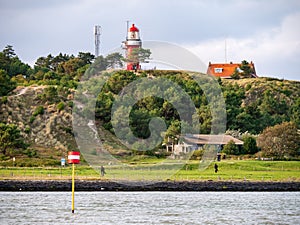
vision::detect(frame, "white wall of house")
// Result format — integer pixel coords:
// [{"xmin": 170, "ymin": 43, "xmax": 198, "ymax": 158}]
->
[{"xmin": 174, "ymin": 142, "xmax": 198, "ymax": 155}]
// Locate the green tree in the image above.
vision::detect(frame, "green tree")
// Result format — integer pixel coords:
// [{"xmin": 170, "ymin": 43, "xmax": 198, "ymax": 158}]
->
[
  {"xmin": 43, "ymin": 71, "xmax": 60, "ymax": 81},
  {"xmin": 231, "ymin": 68, "xmax": 240, "ymax": 79},
  {"xmin": 61, "ymin": 58, "xmax": 85, "ymax": 75},
  {"xmin": 164, "ymin": 120, "xmax": 181, "ymax": 143},
  {"xmin": 222, "ymin": 140, "xmax": 239, "ymax": 155},
  {"xmin": 85, "ymin": 55, "xmax": 108, "ymax": 77},
  {"xmin": 230, "ymin": 60, "xmax": 255, "ymax": 78},
  {"xmin": 106, "ymin": 52, "xmax": 123, "ymax": 69},
  {"xmin": 78, "ymin": 52, "xmax": 94, "ymax": 64},
  {"xmin": 242, "ymin": 135, "xmax": 259, "ymax": 154},
  {"xmin": 239, "ymin": 60, "xmax": 255, "ymax": 78},
  {"xmin": 0, "ymin": 123, "xmax": 27, "ymax": 156},
  {"xmin": 11, "ymin": 74, "xmax": 28, "ymax": 85},
  {"xmin": 2, "ymin": 45, "xmax": 16, "ymax": 59},
  {"xmin": 35, "ymin": 53, "xmax": 71, "ymax": 72},
  {"xmin": 290, "ymin": 97, "xmax": 300, "ymax": 128},
  {"xmin": 129, "ymin": 107, "xmax": 152, "ymax": 139},
  {"xmin": 125, "ymin": 48, "xmax": 151, "ymax": 64},
  {"xmin": 223, "ymin": 83, "xmax": 245, "ymax": 130},
  {"xmin": 0, "ymin": 69, "xmax": 16, "ymax": 96},
  {"xmin": 257, "ymin": 122, "xmax": 300, "ymax": 159},
  {"xmin": 42, "ymin": 86, "xmax": 58, "ymax": 103},
  {"xmin": 0, "ymin": 45, "xmax": 31, "ymax": 78},
  {"xmin": 35, "ymin": 55, "xmax": 53, "ymax": 69}
]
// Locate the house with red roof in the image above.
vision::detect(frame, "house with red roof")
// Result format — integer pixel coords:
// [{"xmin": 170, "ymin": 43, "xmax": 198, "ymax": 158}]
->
[{"xmin": 207, "ymin": 61, "xmax": 258, "ymax": 78}]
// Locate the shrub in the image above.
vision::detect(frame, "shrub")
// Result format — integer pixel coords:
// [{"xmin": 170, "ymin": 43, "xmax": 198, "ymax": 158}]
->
[
  {"xmin": 23, "ymin": 148, "xmax": 38, "ymax": 158},
  {"xmin": 33, "ymin": 106, "xmax": 44, "ymax": 116},
  {"xmin": 1, "ymin": 96, "xmax": 8, "ymax": 104},
  {"xmin": 29, "ymin": 116, "xmax": 35, "ymax": 123},
  {"xmin": 242, "ymin": 135, "xmax": 259, "ymax": 154},
  {"xmin": 245, "ymin": 84, "xmax": 252, "ymax": 91},
  {"xmin": 57, "ymin": 102, "xmax": 65, "ymax": 111},
  {"xmin": 257, "ymin": 122, "xmax": 300, "ymax": 159},
  {"xmin": 24, "ymin": 126, "xmax": 31, "ymax": 134},
  {"xmin": 222, "ymin": 140, "xmax": 239, "ymax": 155},
  {"xmin": 68, "ymin": 101, "xmax": 74, "ymax": 108},
  {"xmin": 190, "ymin": 149, "xmax": 204, "ymax": 160}
]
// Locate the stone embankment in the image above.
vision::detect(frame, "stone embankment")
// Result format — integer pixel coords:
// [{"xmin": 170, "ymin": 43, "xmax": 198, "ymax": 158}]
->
[{"xmin": 1, "ymin": 180, "xmax": 300, "ymax": 192}]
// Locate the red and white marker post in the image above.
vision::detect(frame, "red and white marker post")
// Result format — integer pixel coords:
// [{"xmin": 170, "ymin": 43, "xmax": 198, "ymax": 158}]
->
[{"xmin": 68, "ymin": 151, "xmax": 80, "ymax": 213}]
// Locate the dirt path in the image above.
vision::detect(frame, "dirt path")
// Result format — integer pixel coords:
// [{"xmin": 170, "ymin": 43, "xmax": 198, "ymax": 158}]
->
[{"xmin": 14, "ymin": 87, "xmax": 28, "ymax": 96}]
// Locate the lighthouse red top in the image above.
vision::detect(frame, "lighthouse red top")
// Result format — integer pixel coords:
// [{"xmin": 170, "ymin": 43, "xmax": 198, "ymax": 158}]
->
[{"xmin": 129, "ymin": 24, "xmax": 139, "ymax": 32}]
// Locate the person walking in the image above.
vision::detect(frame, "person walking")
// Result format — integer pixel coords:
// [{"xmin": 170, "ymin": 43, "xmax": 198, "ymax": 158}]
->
[
  {"xmin": 214, "ymin": 163, "xmax": 219, "ymax": 173},
  {"xmin": 100, "ymin": 166, "xmax": 106, "ymax": 177}
]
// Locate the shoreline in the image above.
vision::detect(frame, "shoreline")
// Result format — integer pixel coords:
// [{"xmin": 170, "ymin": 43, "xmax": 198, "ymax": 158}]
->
[{"xmin": 1, "ymin": 180, "xmax": 300, "ymax": 192}]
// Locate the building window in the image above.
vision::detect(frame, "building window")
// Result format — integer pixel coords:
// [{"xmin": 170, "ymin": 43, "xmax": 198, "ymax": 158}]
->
[{"xmin": 214, "ymin": 68, "xmax": 223, "ymax": 73}]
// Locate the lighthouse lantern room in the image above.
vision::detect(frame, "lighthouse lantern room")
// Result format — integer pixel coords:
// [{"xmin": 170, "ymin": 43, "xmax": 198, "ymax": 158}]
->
[{"xmin": 122, "ymin": 23, "xmax": 142, "ymax": 70}]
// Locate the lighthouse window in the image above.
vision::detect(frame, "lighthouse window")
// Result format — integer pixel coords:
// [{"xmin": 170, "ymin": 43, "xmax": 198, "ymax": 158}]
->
[
  {"xmin": 214, "ymin": 68, "xmax": 223, "ymax": 73},
  {"xmin": 130, "ymin": 33, "xmax": 136, "ymax": 38}
]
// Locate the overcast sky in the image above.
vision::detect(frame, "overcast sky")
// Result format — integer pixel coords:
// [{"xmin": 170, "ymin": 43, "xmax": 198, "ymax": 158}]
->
[{"xmin": 0, "ymin": 0, "xmax": 299, "ymax": 80}]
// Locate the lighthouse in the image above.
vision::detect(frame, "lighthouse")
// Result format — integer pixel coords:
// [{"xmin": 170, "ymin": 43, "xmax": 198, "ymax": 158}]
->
[{"xmin": 122, "ymin": 23, "xmax": 142, "ymax": 70}]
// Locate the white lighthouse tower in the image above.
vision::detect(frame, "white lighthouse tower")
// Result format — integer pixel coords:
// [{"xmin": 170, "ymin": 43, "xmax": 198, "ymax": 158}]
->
[{"xmin": 122, "ymin": 23, "xmax": 142, "ymax": 70}]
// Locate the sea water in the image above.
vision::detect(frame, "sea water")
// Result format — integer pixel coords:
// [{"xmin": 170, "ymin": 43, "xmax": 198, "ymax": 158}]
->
[{"xmin": 0, "ymin": 192, "xmax": 299, "ymax": 225}]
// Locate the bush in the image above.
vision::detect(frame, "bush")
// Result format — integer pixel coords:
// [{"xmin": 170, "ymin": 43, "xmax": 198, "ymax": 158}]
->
[
  {"xmin": 190, "ymin": 149, "xmax": 204, "ymax": 160},
  {"xmin": 23, "ymin": 148, "xmax": 38, "ymax": 158},
  {"xmin": 1, "ymin": 96, "xmax": 8, "ymax": 104},
  {"xmin": 222, "ymin": 140, "xmax": 239, "ymax": 155},
  {"xmin": 245, "ymin": 84, "xmax": 252, "ymax": 91},
  {"xmin": 42, "ymin": 86, "xmax": 58, "ymax": 103},
  {"xmin": 24, "ymin": 126, "xmax": 31, "ymax": 134},
  {"xmin": 57, "ymin": 102, "xmax": 65, "ymax": 111},
  {"xmin": 68, "ymin": 101, "xmax": 74, "ymax": 108},
  {"xmin": 257, "ymin": 122, "xmax": 300, "ymax": 159},
  {"xmin": 242, "ymin": 135, "xmax": 259, "ymax": 154},
  {"xmin": 33, "ymin": 106, "xmax": 44, "ymax": 116},
  {"xmin": 29, "ymin": 116, "xmax": 35, "ymax": 123}
]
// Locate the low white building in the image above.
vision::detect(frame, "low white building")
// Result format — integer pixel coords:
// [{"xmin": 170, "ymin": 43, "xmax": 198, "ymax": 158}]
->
[{"xmin": 168, "ymin": 134, "xmax": 244, "ymax": 155}]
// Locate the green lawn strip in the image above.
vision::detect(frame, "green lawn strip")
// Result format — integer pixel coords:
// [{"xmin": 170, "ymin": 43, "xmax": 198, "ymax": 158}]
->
[
  {"xmin": 0, "ymin": 160, "xmax": 299, "ymax": 181},
  {"xmin": 174, "ymin": 160, "xmax": 300, "ymax": 181}
]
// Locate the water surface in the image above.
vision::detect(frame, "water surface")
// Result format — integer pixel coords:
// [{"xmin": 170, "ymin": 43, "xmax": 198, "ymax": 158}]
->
[{"xmin": 0, "ymin": 192, "xmax": 299, "ymax": 224}]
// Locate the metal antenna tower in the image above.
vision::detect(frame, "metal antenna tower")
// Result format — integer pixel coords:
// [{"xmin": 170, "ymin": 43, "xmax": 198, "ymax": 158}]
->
[
  {"xmin": 225, "ymin": 39, "xmax": 227, "ymax": 63},
  {"xmin": 126, "ymin": 20, "xmax": 130, "ymax": 40},
  {"xmin": 94, "ymin": 25, "xmax": 101, "ymax": 57}
]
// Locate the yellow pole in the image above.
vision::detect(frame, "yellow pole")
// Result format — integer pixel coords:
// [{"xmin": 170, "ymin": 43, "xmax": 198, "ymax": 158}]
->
[{"xmin": 71, "ymin": 163, "xmax": 75, "ymax": 213}]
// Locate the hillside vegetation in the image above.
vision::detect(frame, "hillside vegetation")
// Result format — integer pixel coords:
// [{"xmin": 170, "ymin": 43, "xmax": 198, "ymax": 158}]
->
[{"xmin": 0, "ymin": 46, "xmax": 299, "ymax": 165}]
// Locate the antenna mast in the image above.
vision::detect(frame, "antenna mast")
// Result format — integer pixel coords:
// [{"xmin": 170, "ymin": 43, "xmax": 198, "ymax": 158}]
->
[
  {"xmin": 94, "ymin": 25, "xmax": 101, "ymax": 57},
  {"xmin": 126, "ymin": 20, "xmax": 130, "ymax": 40},
  {"xmin": 225, "ymin": 39, "xmax": 227, "ymax": 63}
]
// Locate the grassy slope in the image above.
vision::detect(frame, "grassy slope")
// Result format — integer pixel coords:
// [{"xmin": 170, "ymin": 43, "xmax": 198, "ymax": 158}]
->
[
  {"xmin": 1, "ymin": 74, "xmax": 299, "ymax": 168},
  {"xmin": 223, "ymin": 77, "xmax": 300, "ymax": 107}
]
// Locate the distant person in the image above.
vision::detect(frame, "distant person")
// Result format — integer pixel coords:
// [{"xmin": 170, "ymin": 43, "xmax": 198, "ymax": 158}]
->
[
  {"xmin": 100, "ymin": 166, "xmax": 106, "ymax": 177},
  {"xmin": 214, "ymin": 163, "xmax": 219, "ymax": 173}
]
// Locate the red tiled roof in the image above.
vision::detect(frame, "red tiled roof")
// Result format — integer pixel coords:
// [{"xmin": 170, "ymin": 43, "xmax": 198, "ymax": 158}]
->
[{"xmin": 207, "ymin": 62, "xmax": 257, "ymax": 78}]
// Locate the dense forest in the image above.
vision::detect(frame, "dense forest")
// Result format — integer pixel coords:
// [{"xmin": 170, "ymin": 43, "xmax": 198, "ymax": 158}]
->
[{"xmin": 0, "ymin": 45, "xmax": 299, "ymax": 164}]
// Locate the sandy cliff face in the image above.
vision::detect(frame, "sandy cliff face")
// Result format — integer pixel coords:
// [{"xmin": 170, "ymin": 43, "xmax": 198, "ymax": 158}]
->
[{"xmin": 0, "ymin": 86, "xmax": 76, "ymax": 154}]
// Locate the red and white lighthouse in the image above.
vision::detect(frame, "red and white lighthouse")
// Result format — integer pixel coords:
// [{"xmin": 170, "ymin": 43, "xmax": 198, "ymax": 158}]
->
[{"xmin": 122, "ymin": 23, "xmax": 142, "ymax": 70}]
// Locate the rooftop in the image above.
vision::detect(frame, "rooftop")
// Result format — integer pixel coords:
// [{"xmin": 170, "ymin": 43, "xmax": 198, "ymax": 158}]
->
[
  {"xmin": 182, "ymin": 134, "xmax": 244, "ymax": 145},
  {"xmin": 207, "ymin": 61, "xmax": 257, "ymax": 78},
  {"xmin": 129, "ymin": 24, "xmax": 139, "ymax": 32}
]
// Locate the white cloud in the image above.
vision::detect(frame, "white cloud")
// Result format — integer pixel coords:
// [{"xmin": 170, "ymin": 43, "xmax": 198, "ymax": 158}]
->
[
  {"xmin": 186, "ymin": 12, "xmax": 300, "ymax": 80},
  {"xmin": 1, "ymin": 0, "xmax": 299, "ymax": 80}
]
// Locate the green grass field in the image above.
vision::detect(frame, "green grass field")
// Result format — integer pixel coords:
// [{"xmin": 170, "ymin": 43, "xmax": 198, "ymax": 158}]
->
[{"xmin": 0, "ymin": 160, "xmax": 299, "ymax": 182}]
